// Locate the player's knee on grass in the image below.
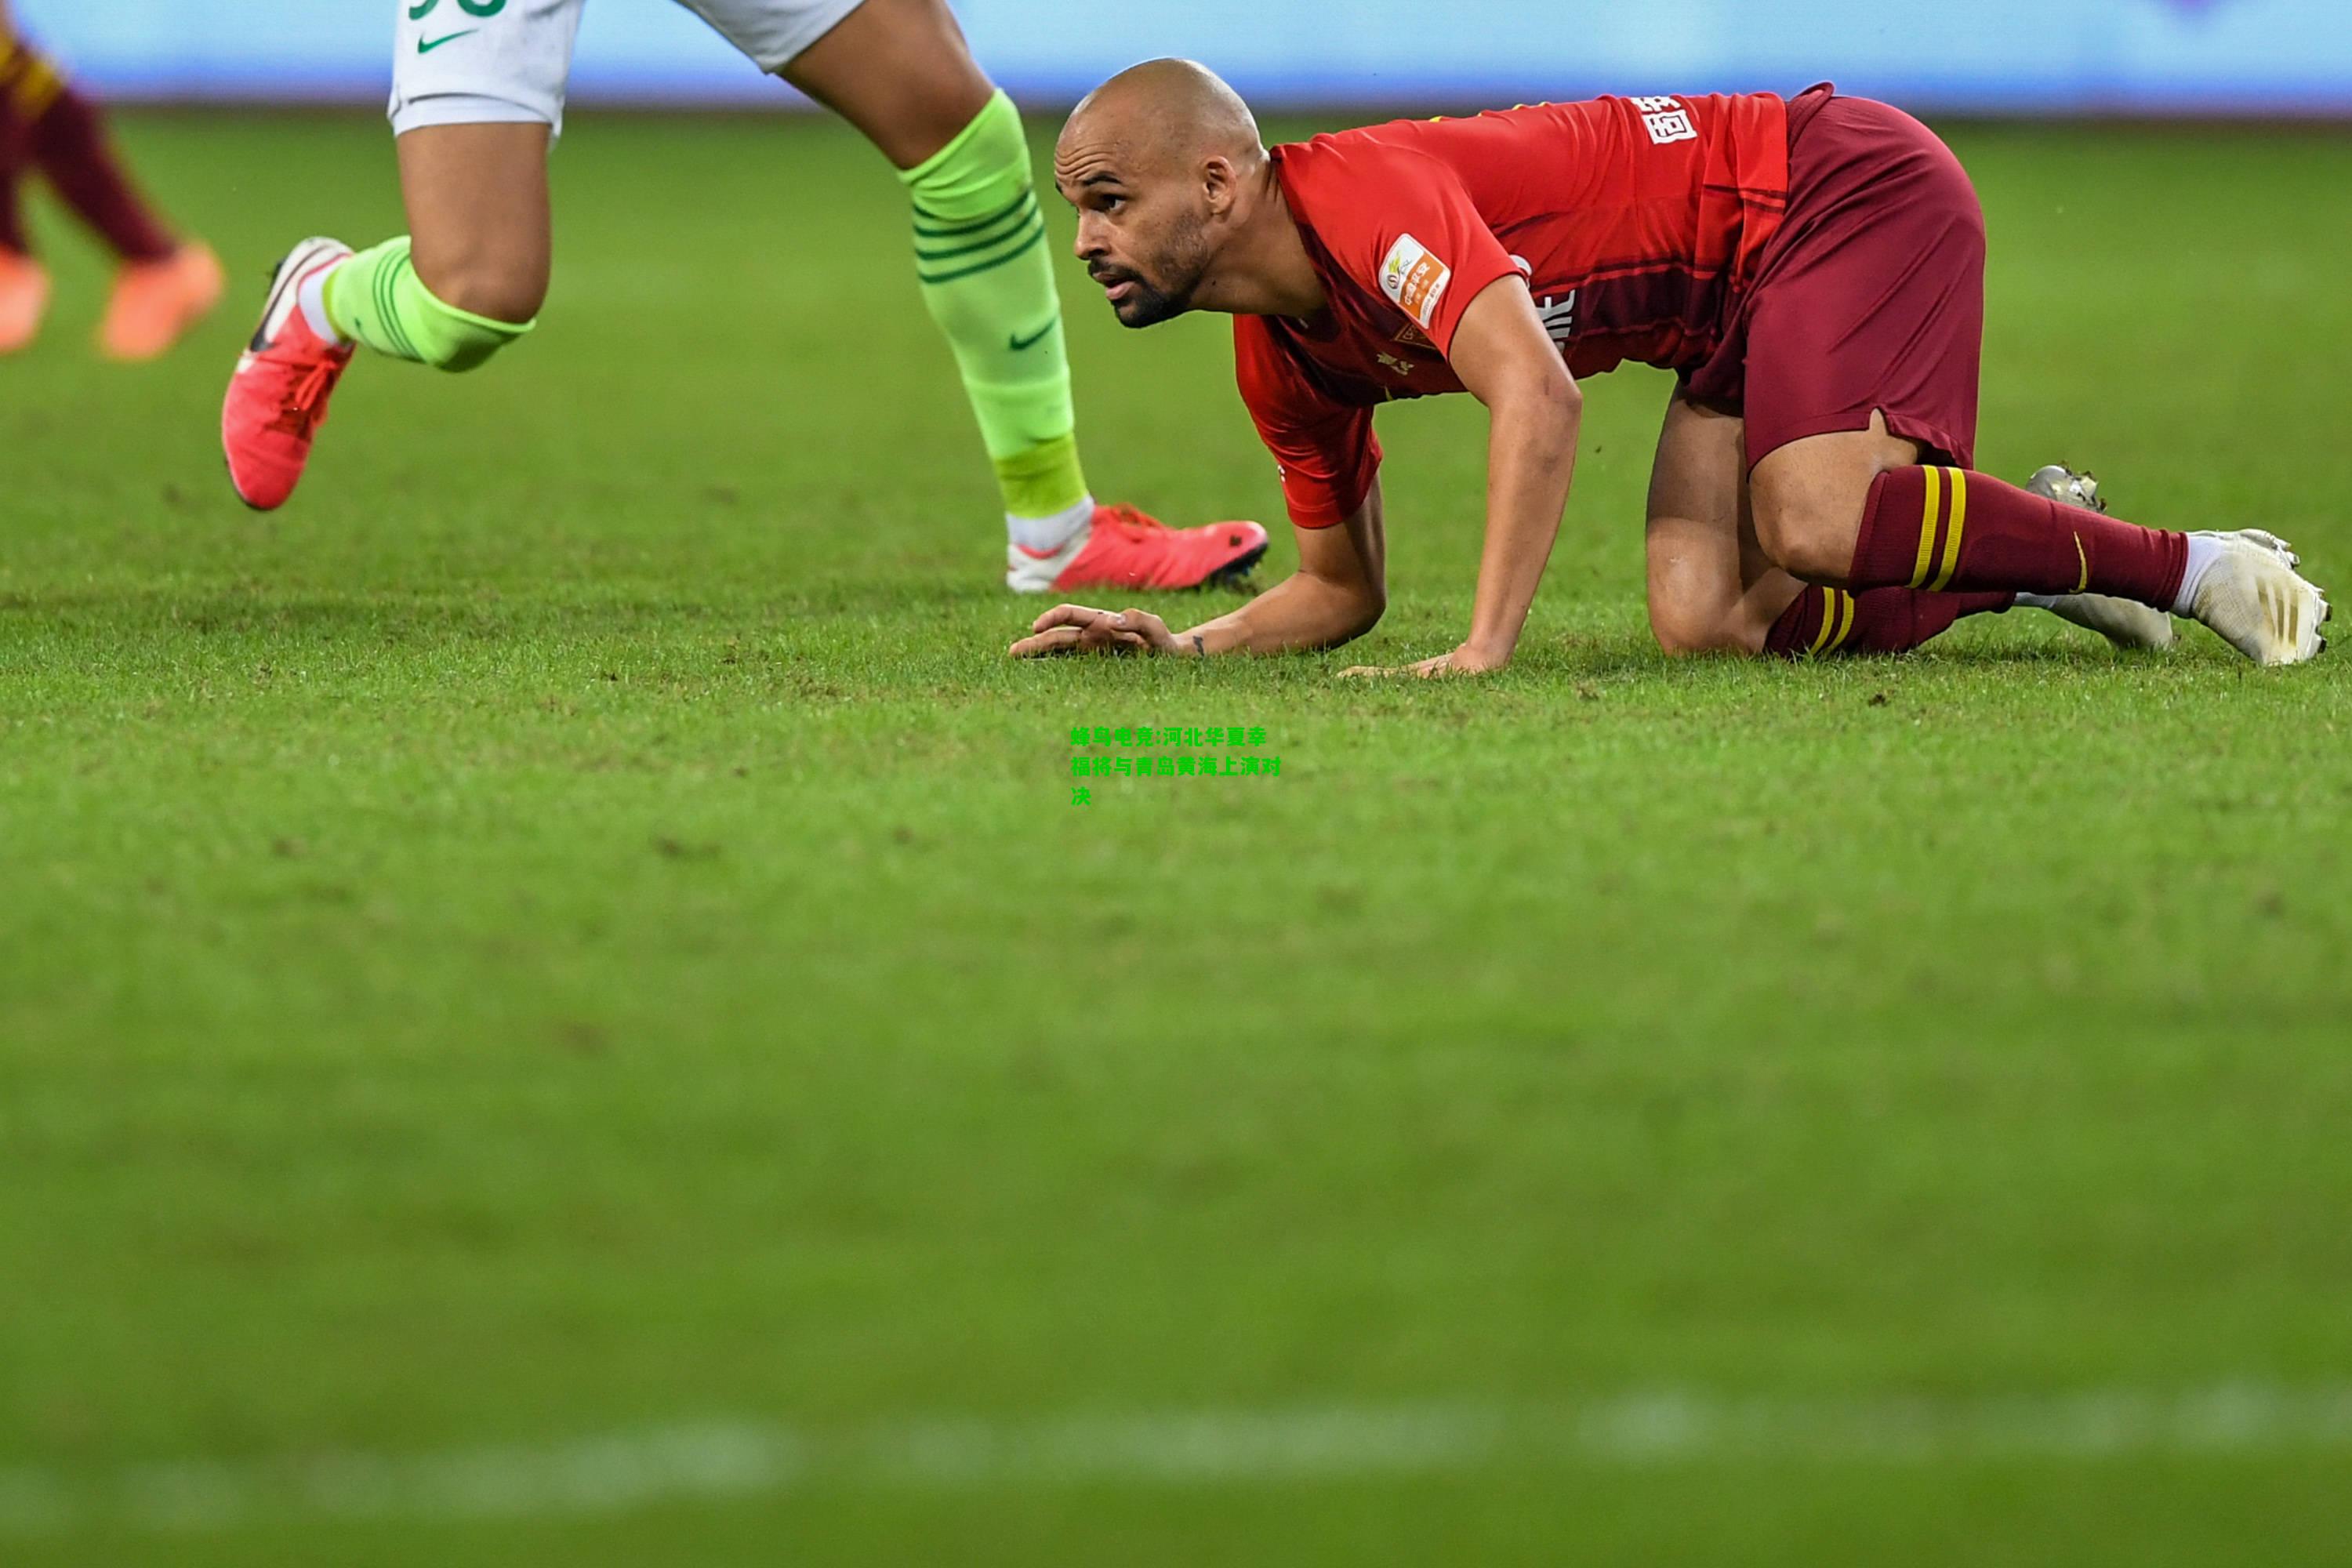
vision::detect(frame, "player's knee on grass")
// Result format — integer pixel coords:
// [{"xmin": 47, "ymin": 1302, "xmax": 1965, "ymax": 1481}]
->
[
  {"xmin": 1648, "ymin": 602, "xmax": 1753, "ymax": 656},
  {"xmin": 1646, "ymin": 577, "xmax": 1764, "ymax": 657},
  {"xmin": 1645, "ymin": 513, "xmax": 1764, "ymax": 656}
]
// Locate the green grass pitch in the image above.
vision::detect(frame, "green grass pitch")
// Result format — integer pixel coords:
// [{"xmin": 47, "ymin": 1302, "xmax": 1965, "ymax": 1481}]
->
[{"xmin": 3, "ymin": 110, "xmax": 2351, "ymax": 1563}]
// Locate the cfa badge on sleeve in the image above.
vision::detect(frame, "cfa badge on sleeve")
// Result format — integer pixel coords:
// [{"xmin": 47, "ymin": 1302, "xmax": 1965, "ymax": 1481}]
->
[{"xmin": 1379, "ymin": 234, "xmax": 1452, "ymax": 331}]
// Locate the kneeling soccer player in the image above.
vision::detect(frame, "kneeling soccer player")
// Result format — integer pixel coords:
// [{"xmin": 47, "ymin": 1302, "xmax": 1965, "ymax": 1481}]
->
[
  {"xmin": 1009, "ymin": 61, "xmax": 2328, "ymax": 670},
  {"xmin": 220, "ymin": 0, "xmax": 1267, "ymax": 595}
]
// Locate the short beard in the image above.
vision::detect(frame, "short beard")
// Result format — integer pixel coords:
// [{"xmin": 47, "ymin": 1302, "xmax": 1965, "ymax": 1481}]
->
[
  {"xmin": 1110, "ymin": 278, "xmax": 1192, "ymax": 328},
  {"xmin": 1109, "ymin": 218, "xmax": 1210, "ymax": 328}
]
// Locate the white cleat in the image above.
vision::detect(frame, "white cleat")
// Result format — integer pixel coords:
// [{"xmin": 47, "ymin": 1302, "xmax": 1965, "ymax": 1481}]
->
[
  {"xmin": 2023, "ymin": 464, "xmax": 2178, "ymax": 651},
  {"xmin": 2040, "ymin": 591, "xmax": 2178, "ymax": 651},
  {"xmin": 2025, "ymin": 463, "xmax": 2108, "ymax": 514},
  {"xmin": 2182, "ymin": 531, "xmax": 2332, "ymax": 666}
]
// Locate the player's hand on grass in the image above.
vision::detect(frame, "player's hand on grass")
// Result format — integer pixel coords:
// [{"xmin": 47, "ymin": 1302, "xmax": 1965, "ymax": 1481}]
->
[
  {"xmin": 1010, "ymin": 604, "xmax": 1191, "ymax": 659},
  {"xmin": 1339, "ymin": 641, "xmax": 1511, "ymax": 679}
]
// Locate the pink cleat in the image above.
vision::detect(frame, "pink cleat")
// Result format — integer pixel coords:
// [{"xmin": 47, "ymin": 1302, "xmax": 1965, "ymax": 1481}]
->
[
  {"xmin": 1008, "ymin": 503, "xmax": 1269, "ymax": 593},
  {"xmin": 100, "ymin": 241, "xmax": 227, "ymax": 361},
  {"xmin": 221, "ymin": 238, "xmax": 354, "ymax": 510},
  {"xmin": 0, "ymin": 248, "xmax": 50, "ymax": 356}
]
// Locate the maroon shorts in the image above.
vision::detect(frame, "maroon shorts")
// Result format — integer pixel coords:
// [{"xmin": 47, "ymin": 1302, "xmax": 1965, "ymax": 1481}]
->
[{"xmin": 1688, "ymin": 89, "xmax": 1987, "ymax": 471}]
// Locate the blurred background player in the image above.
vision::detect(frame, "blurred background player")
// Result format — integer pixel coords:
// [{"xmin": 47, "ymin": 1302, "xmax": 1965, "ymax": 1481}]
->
[
  {"xmin": 220, "ymin": 0, "xmax": 1268, "ymax": 594},
  {"xmin": 0, "ymin": 0, "xmax": 222, "ymax": 358}
]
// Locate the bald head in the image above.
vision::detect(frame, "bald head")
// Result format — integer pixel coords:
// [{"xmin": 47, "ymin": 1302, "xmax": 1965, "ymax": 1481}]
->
[
  {"xmin": 1054, "ymin": 60, "xmax": 1283, "ymax": 328},
  {"xmin": 1062, "ymin": 59, "xmax": 1263, "ymax": 174}
]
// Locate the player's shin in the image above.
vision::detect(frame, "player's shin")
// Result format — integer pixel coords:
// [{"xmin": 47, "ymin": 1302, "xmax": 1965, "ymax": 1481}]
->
[
  {"xmin": 1846, "ymin": 465, "xmax": 2187, "ymax": 608},
  {"xmin": 1764, "ymin": 584, "xmax": 2014, "ymax": 658},
  {"xmin": 898, "ymin": 90, "xmax": 1091, "ymax": 548},
  {"xmin": 18, "ymin": 72, "xmax": 175, "ymax": 263},
  {"xmin": 319, "ymin": 238, "xmax": 532, "ymax": 372},
  {"xmin": 0, "ymin": 91, "xmax": 29, "ymax": 257}
]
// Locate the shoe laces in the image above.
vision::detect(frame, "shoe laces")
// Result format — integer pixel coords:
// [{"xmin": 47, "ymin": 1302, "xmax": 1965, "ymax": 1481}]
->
[
  {"xmin": 1094, "ymin": 503, "xmax": 1168, "ymax": 539},
  {"xmin": 267, "ymin": 358, "xmax": 342, "ymax": 440}
]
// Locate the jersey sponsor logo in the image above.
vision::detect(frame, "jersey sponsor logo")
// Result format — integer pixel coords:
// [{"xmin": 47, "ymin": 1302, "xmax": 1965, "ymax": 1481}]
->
[
  {"xmin": 1378, "ymin": 234, "xmax": 1451, "ymax": 332},
  {"xmin": 416, "ymin": 30, "xmax": 476, "ymax": 52},
  {"xmin": 1374, "ymin": 350, "xmax": 1418, "ymax": 379},
  {"xmin": 1631, "ymin": 95, "xmax": 1698, "ymax": 146}
]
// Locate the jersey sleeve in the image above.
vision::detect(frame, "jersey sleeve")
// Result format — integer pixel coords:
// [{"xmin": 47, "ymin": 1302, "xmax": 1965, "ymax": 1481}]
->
[
  {"xmin": 1232, "ymin": 316, "xmax": 1381, "ymax": 531},
  {"xmin": 1301, "ymin": 143, "xmax": 1527, "ymax": 359}
]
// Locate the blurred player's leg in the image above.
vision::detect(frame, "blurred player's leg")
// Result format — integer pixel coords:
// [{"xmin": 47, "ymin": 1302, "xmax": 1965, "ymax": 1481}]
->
[
  {"xmin": 771, "ymin": 0, "xmax": 1268, "ymax": 590},
  {"xmin": 1645, "ymin": 393, "xmax": 2008, "ymax": 658},
  {"xmin": 2, "ymin": 16, "xmax": 219, "ymax": 358},
  {"xmin": 0, "ymin": 19, "xmax": 220, "ymax": 358},
  {"xmin": 223, "ymin": 2, "xmax": 570, "ymax": 509},
  {"xmin": 0, "ymin": 39, "xmax": 44, "ymax": 354}
]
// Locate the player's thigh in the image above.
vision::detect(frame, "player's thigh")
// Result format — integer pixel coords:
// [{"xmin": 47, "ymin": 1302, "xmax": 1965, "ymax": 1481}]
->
[
  {"xmin": 392, "ymin": 0, "xmax": 572, "ymax": 318},
  {"xmin": 1737, "ymin": 100, "xmax": 1984, "ymax": 579},
  {"xmin": 1646, "ymin": 394, "xmax": 1801, "ymax": 654},
  {"xmin": 740, "ymin": 0, "xmax": 994, "ymax": 169}
]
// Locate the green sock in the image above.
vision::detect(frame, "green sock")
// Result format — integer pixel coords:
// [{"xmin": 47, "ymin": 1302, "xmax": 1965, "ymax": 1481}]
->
[
  {"xmin": 900, "ymin": 92, "xmax": 1089, "ymax": 521},
  {"xmin": 323, "ymin": 238, "xmax": 533, "ymax": 373}
]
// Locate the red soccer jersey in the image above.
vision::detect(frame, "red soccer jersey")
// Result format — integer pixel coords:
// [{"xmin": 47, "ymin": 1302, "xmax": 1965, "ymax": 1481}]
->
[{"xmin": 1237, "ymin": 91, "xmax": 1796, "ymax": 528}]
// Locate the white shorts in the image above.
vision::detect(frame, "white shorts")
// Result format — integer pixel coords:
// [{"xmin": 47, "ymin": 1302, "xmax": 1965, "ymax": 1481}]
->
[{"xmin": 390, "ymin": 0, "xmax": 867, "ymax": 137}]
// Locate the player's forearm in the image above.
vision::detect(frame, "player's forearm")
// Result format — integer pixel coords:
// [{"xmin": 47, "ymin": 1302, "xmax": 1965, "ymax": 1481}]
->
[
  {"xmin": 1465, "ymin": 383, "xmax": 1581, "ymax": 659},
  {"xmin": 1180, "ymin": 568, "xmax": 1383, "ymax": 655}
]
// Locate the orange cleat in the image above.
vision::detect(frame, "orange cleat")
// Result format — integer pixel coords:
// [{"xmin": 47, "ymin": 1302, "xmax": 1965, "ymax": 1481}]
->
[
  {"xmin": 0, "ymin": 248, "xmax": 50, "ymax": 356},
  {"xmin": 1007, "ymin": 503, "xmax": 1269, "ymax": 593},
  {"xmin": 99, "ymin": 241, "xmax": 226, "ymax": 361},
  {"xmin": 221, "ymin": 237, "xmax": 354, "ymax": 511}
]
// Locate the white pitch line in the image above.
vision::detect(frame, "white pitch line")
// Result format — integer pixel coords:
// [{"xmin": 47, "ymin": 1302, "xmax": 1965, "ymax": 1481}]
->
[{"xmin": 5, "ymin": 1384, "xmax": 2351, "ymax": 1536}]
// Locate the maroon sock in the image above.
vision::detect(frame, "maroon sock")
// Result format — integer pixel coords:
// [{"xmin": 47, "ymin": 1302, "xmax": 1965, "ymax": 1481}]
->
[
  {"xmin": 1849, "ymin": 466, "xmax": 2187, "ymax": 608},
  {"xmin": 1763, "ymin": 584, "xmax": 2013, "ymax": 659},
  {"xmin": 0, "ymin": 141, "xmax": 26, "ymax": 256},
  {"xmin": 0, "ymin": 52, "xmax": 33, "ymax": 255},
  {"xmin": 27, "ymin": 83, "xmax": 174, "ymax": 263}
]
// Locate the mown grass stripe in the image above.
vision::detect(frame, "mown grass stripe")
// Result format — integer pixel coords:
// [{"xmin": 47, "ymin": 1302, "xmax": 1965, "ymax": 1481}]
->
[{"xmin": 7, "ymin": 1385, "xmax": 2350, "ymax": 1536}]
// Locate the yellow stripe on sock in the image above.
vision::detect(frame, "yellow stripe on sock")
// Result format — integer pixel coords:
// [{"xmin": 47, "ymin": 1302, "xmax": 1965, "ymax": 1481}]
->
[
  {"xmin": 1929, "ymin": 468, "xmax": 1969, "ymax": 591},
  {"xmin": 1826, "ymin": 591, "xmax": 1857, "ymax": 652},
  {"xmin": 1911, "ymin": 467, "xmax": 1944, "ymax": 589},
  {"xmin": 1808, "ymin": 587, "xmax": 1840, "ymax": 654}
]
